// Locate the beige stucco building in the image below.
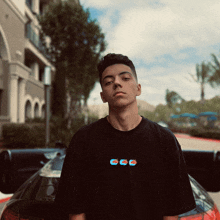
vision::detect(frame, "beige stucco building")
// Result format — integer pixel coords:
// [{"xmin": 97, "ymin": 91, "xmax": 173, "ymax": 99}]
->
[{"xmin": 0, "ymin": 0, "xmax": 79, "ymax": 136}]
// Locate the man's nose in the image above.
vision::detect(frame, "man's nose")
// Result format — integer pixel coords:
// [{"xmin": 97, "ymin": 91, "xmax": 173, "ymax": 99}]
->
[{"xmin": 113, "ymin": 77, "xmax": 122, "ymax": 89}]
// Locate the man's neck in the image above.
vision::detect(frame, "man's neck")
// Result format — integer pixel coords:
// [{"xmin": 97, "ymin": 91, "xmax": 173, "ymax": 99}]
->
[{"xmin": 107, "ymin": 103, "xmax": 142, "ymax": 131}]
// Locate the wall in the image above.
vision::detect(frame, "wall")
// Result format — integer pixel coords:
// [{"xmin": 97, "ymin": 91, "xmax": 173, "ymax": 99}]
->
[
  {"xmin": 26, "ymin": 80, "xmax": 44, "ymax": 102},
  {"xmin": 0, "ymin": 0, "xmax": 25, "ymax": 63},
  {"xmin": 11, "ymin": 0, "xmax": 25, "ymax": 15}
]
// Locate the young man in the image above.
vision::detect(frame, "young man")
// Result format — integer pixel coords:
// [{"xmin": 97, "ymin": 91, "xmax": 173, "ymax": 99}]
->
[{"xmin": 55, "ymin": 54, "xmax": 196, "ymax": 220}]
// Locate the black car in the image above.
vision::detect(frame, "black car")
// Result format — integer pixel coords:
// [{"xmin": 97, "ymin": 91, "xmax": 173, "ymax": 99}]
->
[{"xmin": 1, "ymin": 154, "xmax": 220, "ymax": 220}]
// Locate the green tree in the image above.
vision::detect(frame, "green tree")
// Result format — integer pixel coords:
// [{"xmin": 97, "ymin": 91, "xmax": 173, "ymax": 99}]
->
[
  {"xmin": 209, "ymin": 53, "xmax": 220, "ymax": 88},
  {"xmin": 178, "ymin": 100, "xmax": 199, "ymax": 114},
  {"xmin": 154, "ymin": 104, "xmax": 173, "ymax": 122},
  {"xmin": 165, "ymin": 89, "xmax": 185, "ymax": 108},
  {"xmin": 39, "ymin": 1, "xmax": 106, "ymax": 122},
  {"xmin": 188, "ymin": 61, "xmax": 211, "ymax": 103}
]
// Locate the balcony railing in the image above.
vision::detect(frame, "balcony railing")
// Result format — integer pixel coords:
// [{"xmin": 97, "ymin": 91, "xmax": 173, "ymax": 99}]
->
[
  {"xmin": 26, "ymin": 24, "xmax": 52, "ymax": 61},
  {"xmin": 26, "ymin": 0, "xmax": 33, "ymax": 10}
]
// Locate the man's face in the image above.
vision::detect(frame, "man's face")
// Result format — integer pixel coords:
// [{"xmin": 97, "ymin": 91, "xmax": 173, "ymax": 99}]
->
[{"xmin": 100, "ymin": 64, "xmax": 141, "ymax": 108}]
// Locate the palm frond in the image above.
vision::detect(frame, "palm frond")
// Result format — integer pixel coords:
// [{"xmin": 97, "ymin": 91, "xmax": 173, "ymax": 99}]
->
[{"xmin": 211, "ymin": 53, "xmax": 220, "ymax": 69}]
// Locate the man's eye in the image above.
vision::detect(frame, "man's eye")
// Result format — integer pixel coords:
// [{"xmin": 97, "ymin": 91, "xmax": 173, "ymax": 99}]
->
[
  {"xmin": 123, "ymin": 77, "xmax": 130, "ymax": 81},
  {"xmin": 105, "ymin": 81, "xmax": 112, "ymax": 86}
]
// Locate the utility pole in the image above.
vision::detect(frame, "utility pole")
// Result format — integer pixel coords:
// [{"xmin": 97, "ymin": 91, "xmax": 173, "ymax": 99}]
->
[{"xmin": 44, "ymin": 66, "xmax": 51, "ymax": 148}]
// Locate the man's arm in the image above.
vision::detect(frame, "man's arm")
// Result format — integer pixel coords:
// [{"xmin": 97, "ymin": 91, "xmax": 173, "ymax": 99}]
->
[
  {"xmin": 163, "ymin": 216, "xmax": 178, "ymax": 220},
  {"xmin": 69, "ymin": 213, "xmax": 86, "ymax": 220},
  {"xmin": 55, "ymin": 132, "xmax": 88, "ymax": 219}
]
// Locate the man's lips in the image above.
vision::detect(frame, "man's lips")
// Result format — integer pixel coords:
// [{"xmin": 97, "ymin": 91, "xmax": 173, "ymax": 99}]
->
[{"xmin": 114, "ymin": 92, "xmax": 125, "ymax": 96}]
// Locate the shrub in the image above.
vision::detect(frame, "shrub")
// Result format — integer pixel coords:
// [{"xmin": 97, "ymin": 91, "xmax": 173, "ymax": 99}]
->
[
  {"xmin": 2, "ymin": 114, "xmax": 99, "ymax": 149},
  {"xmin": 167, "ymin": 121, "xmax": 192, "ymax": 134},
  {"xmin": 2, "ymin": 123, "xmax": 45, "ymax": 149},
  {"xmin": 50, "ymin": 114, "xmax": 99, "ymax": 147},
  {"xmin": 189, "ymin": 127, "xmax": 220, "ymax": 140}
]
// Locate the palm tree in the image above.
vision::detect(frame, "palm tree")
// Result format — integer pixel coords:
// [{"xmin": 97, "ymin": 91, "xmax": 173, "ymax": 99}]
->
[
  {"xmin": 209, "ymin": 53, "xmax": 220, "ymax": 88},
  {"xmin": 189, "ymin": 61, "xmax": 211, "ymax": 104},
  {"xmin": 165, "ymin": 89, "xmax": 185, "ymax": 108}
]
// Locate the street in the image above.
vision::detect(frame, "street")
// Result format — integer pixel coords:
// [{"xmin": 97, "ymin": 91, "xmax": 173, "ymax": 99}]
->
[{"xmin": 0, "ymin": 134, "xmax": 220, "ymax": 214}]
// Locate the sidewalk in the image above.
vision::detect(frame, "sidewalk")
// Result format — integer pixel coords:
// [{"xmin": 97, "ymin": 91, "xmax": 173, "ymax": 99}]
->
[
  {"xmin": 175, "ymin": 133, "xmax": 220, "ymax": 151},
  {"xmin": 174, "ymin": 133, "xmax": 220, "ymax": 143}
]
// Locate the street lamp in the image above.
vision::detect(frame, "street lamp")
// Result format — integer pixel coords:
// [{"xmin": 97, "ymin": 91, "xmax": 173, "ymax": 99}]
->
[{"xmin": 44, "ymin": 66, "xmax": 51, "ymax": 148}]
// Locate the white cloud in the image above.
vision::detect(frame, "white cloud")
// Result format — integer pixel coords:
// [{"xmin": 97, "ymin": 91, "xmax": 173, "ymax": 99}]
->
[
  {"xmin": 83, "ymin": 0, "xmax": 220, "ymax": 106},
  {"xmin": 136, "ymin": 62, "xmax": 220, "ymax": 105},
  {"xmin": 92, "ymin": 0, "xmax": 220, "ymax": 63},
  {"xmin": 81, "ymin": 0, "xmax": 156, "ymax": 10}
]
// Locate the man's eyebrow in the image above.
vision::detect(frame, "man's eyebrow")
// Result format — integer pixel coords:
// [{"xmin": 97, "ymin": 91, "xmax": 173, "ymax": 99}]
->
[
  {"xmin": 102, "ymin": 75, "xmax": 113, "ymax": 81},
  {"xmin": 119, "ymin": 71, "xmax": 132, "ymax": 76},
  {"xmin": 102, "ymin": 71, "xmax": 132, "ymax": 81}
]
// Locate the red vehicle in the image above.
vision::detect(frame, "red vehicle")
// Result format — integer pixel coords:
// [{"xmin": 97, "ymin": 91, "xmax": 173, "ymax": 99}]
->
[{"xmin": 0, "ymin": 152, "xmax": 220, "ymax": 220}]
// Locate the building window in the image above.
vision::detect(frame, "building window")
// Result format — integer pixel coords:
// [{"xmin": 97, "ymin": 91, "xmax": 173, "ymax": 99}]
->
[
  {"xmin": 39, "ymin": 68, "xmax": 44, "ymax": 82},
  {"xmin": 25, "ymin": 23, "xmax": 39, "ymax": 48},
  {"xmin": 40, "ymin": 2, "xmax": 46, "ymax": 15}
]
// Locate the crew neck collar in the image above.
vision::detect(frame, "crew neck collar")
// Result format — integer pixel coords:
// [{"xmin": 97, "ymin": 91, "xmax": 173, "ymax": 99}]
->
[{"xmin": 104, "ymin": 116, "xmax": 144, "ymax": 133}]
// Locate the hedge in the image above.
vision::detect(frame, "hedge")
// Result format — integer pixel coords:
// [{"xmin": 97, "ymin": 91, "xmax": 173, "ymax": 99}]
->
[
  {"xmin": 1, "ymin": 115, "xmax": 99, "ymax": 149},
  {"xmin": 167, "ymin": 121, "xmax": 220, "ymax": 140},
  {"xmin": 2, "ymin": 123, "xmax": 46, "ymax": 149},
  {"xmin": 189, "ymin": 128, "xmax": 220, "ymax": 140}
]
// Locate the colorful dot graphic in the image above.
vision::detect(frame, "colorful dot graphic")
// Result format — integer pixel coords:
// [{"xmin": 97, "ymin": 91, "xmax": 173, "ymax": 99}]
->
[
  {"xmin": 110, "ymin": 159, "xmax": 118, "ymax": 165},
  {"xmin": 120, "ymin": 159, "xmax": 128, "ymax": 166},
  {"xmin": 110, "ymin": 159, "xmax": 137, "ymax": 166},
  {"xmin": 129, "ymin": 159, "xmax": 137, "ymax": 166}
]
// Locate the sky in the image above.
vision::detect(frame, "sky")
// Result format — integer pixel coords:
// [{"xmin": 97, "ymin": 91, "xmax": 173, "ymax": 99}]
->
[{"xmin": 80, "ymin": 0, "xmax": 220, "ymax": 107}]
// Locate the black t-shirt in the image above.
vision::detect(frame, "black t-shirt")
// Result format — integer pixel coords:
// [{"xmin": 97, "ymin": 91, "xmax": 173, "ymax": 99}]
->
[{"xmin": 55, "ymin": 117, "xmax": 196, "ymax": 220}]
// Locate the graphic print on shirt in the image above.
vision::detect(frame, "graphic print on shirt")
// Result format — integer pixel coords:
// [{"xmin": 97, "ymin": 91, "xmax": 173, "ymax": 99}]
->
[
  {"xmin": 110, "ymin": 159, "xmax": 119, "ymax": 165},
  {"xmin": 110, "ymin": 159, "xmax": 137, "ymax": 166},
  {"xmin": 129, "ymin": 159, "xmax": 137, "ymax": 166},
  {"xmin": 120, "ymin": 159, "xmax": 128, "ymax": 166}
]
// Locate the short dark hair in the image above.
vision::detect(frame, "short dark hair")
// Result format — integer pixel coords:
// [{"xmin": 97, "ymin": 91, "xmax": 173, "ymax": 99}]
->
[{"xmin": 97, "ymin": 53, "xmax": 137, "ymax": 84}]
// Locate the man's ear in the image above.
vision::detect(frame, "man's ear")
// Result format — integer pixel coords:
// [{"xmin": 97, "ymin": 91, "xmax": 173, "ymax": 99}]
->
[
  {"xmin": 136, "ymin": 84, "xmax": 141, "ymax": 96},
  {"xmin": 100, "ymin": 92, "xmax": 107, "ymax": 103}
]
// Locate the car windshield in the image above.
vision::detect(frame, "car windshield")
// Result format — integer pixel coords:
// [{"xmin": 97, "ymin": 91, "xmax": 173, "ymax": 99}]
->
[
  {"xmin": 190, "ymin": 175, "xmax": 214, "ymax": 210},
  {"xmin": 178, "ymin": 175, "xmax": 214, "ymax": 217},
  {"xmin": 11, "ymin": 156, "xmax": 64, "ymax": 202}
]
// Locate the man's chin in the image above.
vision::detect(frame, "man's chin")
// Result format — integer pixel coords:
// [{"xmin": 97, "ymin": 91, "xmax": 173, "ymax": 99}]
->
[{"xmin": 109, "ymin": 99, "xmax": 136, "ymax": 109}]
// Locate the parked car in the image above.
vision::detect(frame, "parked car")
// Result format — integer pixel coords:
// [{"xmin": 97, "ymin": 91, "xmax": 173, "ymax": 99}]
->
[
  {"xmin": 183, "ymin": 150, "xmax": 220, "ymax": 192},
  {"xmin": 1, "ymin": 154, "xmax": 220, "ymax": 220},
  {"xmin": 0, "ymin": 148, "xmax": 65, "ymax": 194}
]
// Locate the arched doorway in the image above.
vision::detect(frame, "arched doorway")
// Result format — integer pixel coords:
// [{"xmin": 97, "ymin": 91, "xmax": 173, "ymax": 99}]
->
[
  {"xmin": 34, "ymin": 102, "xmax": 39, "ymax": 118},
  {"xmin": 25, "ymin": 100, "xmax": 32, "ymax": 121},
  {"xmin": 41, "ymin": 104, "xmax": 45, "ymax": 119}
]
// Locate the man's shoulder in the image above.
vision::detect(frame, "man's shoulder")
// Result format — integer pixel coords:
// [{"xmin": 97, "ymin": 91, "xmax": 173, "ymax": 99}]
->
[
  {"xmin": 142, "ymin": 117, "xmax": 176, "ymax": 141},
  {"xmin": 78, "ymin": 117, "xmax": 107, "ymax": 132},
  {"xmin": 68, "ymin": 118, "xmax": 107, "ymax": 149},
  {"xmin": 73, "ymin": 117, "xmax": 107, "ymax": 139},
  {"xmin": 142, "ymin": 117, "xmax": 173, "ymax": 134}
]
